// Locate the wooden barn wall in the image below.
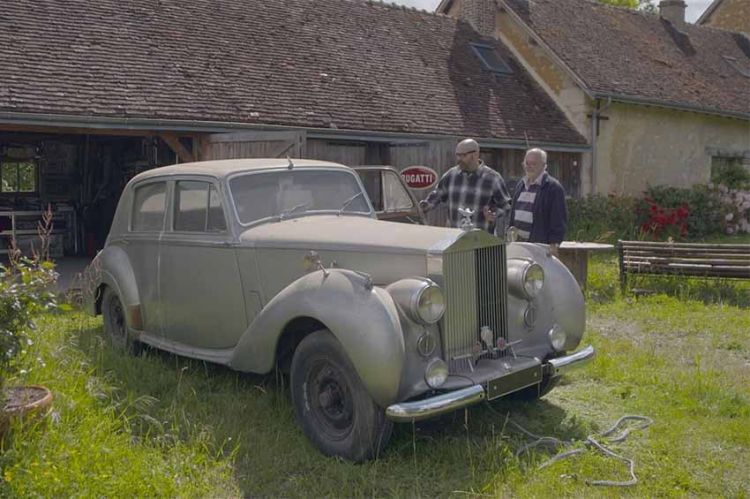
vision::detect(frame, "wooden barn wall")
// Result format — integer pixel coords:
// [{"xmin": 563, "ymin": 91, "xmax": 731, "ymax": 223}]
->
[
  {"xmin": 305, "ymin": 140, "xmax": 367, "ymax": 165},
  {"xmin": 200, "ymin": 133, "xmax": 581, "ymax": 229}
]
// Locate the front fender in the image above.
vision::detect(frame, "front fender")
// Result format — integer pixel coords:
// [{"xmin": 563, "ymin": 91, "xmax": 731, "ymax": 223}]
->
[
  {"xmin": 229, "ymin": 269, "xmax": 405, "ymax": 407},
  {"xmin": 83, "ymin": 246, "xmax": 141, "ymax": 317},
  {"xmin": 507, "ymin": 243, "xmax": 585, "ymax": 353}
]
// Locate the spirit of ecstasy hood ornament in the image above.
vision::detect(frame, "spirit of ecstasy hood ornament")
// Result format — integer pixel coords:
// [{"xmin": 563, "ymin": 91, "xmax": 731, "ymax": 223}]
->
[{"xmin": 458, "ymin": 207, "xmax": 475, "ymax": 231}]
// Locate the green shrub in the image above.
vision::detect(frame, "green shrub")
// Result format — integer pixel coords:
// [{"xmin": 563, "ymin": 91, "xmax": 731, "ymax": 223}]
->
[
  {"xmin": 711, "ymin": 161, "xmax": 750, "ymax": 189},
  {"xmin": 0, "ymin": 257, "xmax": 58, "ymax": 387},
  {"xmin": 644, "ymin": 185, "xmax": 730, "ymax": 240},
  {"xmin": 567, "ymin": 194, "xmax": 639, "ymax": 243}
]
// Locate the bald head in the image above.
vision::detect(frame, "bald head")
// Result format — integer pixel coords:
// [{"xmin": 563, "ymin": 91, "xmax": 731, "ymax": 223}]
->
[
  {"xmin": 455, "ymin": 138, "xmax": 481, "ymax": 171},
  {"xmin": 456, "ymin": 139, "xmax": 479, "ymax": 155}
]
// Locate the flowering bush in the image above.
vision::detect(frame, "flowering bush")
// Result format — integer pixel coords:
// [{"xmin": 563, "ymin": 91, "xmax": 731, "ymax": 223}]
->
[
  {"xmin": 638, "ymin": 198, "xmax": 689, "ymax": 240},
  {"xmin": 643, "ymin": 185, "xmax": 731, "ymax": 240},
  {"xmin": 0, "ymin": 207, "xmax": 59, "ymax": 387},
  {"xmin": 0, "ymin": 256, "xmax": 58, "ymax": 388},
  {"xmin": 713, "ymin": 184, "xmax": 750, "ymax": 235}
]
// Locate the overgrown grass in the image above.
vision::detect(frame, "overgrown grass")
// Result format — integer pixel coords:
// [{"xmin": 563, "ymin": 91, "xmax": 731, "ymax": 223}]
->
[
  {"xmin": 587, "ymin": 248, "xmax": 750, "ymax": 308},
  {"xmin": 0, "ymin": 312, "xmax": 239, "ymax": 497},
  {"xmin": 1, "ymin": 256, "xmax": 749, "ymax": 496}
]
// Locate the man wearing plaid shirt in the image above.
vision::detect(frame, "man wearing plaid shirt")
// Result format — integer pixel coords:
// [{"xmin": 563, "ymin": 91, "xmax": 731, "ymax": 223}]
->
[{"xmin": 419, "ymin": 139, "xmax": 510, "ymax": 235}]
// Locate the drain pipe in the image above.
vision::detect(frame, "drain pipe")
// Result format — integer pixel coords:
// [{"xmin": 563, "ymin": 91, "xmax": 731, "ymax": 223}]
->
[{"xmin": 590, "ymin": 96, "xmax": 612, "ymax": 195}]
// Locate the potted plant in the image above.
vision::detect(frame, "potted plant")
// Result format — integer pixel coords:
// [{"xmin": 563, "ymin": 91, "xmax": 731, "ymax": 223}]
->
[{"xmin": 1, "ymin": 207, "xmax": 58, "ymax": 436}]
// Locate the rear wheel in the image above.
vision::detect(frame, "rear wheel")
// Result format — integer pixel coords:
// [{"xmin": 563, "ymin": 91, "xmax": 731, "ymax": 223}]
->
[
  {"xmin": 290, "ymin": 329, "xmax": 392, "ymax": 462},
  {"xmin": 101, "ymin": 287, "xmax": 141, "ymax": 354}
]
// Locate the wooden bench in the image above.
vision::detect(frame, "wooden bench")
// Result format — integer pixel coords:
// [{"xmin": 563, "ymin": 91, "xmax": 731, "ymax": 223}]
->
[{"xmin": 617, "ymin": 240, "xmax": 750, "ymax": 293}]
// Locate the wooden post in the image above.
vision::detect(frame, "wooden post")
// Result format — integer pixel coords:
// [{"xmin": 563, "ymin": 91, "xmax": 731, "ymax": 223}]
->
[
  {"xmin": 617, "ymin": 240, "xmax": 627, "ymax": 295},
  {"xmin": 159, "ymin": 133, "xmax": 195, "ymax": 163}
]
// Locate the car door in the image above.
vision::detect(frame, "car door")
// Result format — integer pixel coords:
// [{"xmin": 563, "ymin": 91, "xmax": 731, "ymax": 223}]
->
[
  {"xmin": 126, "ymin": 180, "xmax": 168, "ymax": 335},
  {"xmin": 158, "ymin": 178, "xmax": 247, "ymax": 349},
  {"xmin": 355, "ymin": 167, "xmax": 423, "ymax": 224}
]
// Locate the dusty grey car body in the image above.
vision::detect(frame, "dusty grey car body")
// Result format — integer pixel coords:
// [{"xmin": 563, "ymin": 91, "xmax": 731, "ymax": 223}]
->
[{"xmin": 85, "ymin": 158, "xmax": 593, "ymax": 460}]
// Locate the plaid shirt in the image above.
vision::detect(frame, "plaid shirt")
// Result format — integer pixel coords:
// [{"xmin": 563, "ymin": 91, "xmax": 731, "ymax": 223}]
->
[{"xmin": 422, "ymin": 162, "xmax": 510, "ymax": 233}]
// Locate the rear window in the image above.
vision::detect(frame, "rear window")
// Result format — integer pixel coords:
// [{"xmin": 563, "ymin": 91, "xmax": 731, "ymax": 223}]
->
[
  {"xmin": 174, "ymin": 181, "xmax": 227, "ymax": 232},
  {"xmin": 132, "ymin": 182, "xmax": 166, "ymax": 232}
]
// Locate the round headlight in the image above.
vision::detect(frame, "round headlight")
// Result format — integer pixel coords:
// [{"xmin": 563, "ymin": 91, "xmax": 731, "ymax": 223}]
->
[
  {"xmin": 425, "ymin": 358, "xmax": 448, "ymax": 388},
  {"xmin": 548, "ymin": 324, "xmax": 567, "ymax": 352},
  {"xmin": 415, "ymin": 284, "xmax": 445, "ymax": 324},
  {"xmin": 523, "ymin": 263, "xmax": 545, "ymax": 298}
]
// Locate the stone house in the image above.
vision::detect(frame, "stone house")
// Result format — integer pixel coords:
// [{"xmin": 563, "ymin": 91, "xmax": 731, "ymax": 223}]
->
[
  {"xmin": 438, "ymin": 0, "xmax": 750, "ymax": 195},
  {"xmin": 697, "ymin": 0, "xmax": 749, "ymax": 35}
]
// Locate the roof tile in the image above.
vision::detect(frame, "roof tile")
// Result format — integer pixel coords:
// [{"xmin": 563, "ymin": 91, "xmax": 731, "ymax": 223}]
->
[{"xmin": 0, "ymin": 0, "xmax": 586, "ymax": 144}]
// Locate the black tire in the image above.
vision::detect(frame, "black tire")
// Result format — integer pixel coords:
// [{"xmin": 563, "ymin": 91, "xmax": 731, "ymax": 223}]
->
[
  {"xmin": 290, "ymin": 329, "xmax": 393, "ymax": 462},
  {"xmin": 101, "ymin": 287, "xmax": 141, "ymax": 354},
  {"xmin": 506, "ymin": 375, "xmax": 560, "ymax": 401}
]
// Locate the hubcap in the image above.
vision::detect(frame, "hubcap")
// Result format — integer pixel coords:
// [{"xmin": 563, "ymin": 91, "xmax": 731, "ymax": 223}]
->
[
  {"xmin": 307, "ymin": 361, "xmax": 354, "ymax": 440},
  {"xmin": 108, "ymin": 297, "xmax": 127, "ymax": 346}
]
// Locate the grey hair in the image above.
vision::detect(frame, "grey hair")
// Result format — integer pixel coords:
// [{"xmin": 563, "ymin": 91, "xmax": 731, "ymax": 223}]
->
[{"xmin": 525, "ymin": 147, "xmax": 547, "ymax": 165}]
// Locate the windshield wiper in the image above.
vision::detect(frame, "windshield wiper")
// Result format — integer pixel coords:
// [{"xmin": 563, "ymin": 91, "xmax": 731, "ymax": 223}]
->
[
  {"xmin": 279, "ymin": 202, "xmax": 310, "ymax": 221},
  {"xmin": 337, "ymin": 192, "xmax": 365, "ymax": 216}
]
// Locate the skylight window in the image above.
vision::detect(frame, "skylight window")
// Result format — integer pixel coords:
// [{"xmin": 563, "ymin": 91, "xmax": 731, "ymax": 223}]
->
[{"xmin": 470, "ymin": 43, "xmax": 512, "ymax": 74}]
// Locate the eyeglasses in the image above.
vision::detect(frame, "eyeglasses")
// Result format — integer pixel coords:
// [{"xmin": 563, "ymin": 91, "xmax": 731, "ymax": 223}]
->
[
  {"xmin": 522, "ymin": 161, "xmax": 544, "ymax": 167},
  {"xmin": 456, "ymin": 151, "xmax": 478, "ymax": 158}
]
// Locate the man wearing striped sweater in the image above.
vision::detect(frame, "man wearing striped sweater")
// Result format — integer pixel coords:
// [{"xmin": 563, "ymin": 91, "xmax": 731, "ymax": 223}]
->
[{"xmin": 509, "ymin": 148, "xmax": 567, "ymax": 255}]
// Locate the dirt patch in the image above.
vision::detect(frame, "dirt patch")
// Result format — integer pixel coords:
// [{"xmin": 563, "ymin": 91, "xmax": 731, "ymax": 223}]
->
[{"xmin": 588, "ymin": 316, "xmax": 750, "ymax": 375}]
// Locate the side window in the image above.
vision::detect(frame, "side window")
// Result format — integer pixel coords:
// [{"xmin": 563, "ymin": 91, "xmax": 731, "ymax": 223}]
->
[
  {"xmin": 383, "ymin": 171, "xmax": 414, "ymax": 212},
  {"xmin": 357, "ymin": 170, "xmax": 383, "ymax": 212},
  {"xmin": 132, "ymin": 182, "xmax": 166, "ymax": 232},
  {"xmin": 174, "ymin": 181, "xmax": 227, "ymax": 232}
]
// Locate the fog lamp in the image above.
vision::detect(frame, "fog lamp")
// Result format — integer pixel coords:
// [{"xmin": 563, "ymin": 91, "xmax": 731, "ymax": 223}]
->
[
  {"xmin": 548, "ymin": 324, "xmax": 567, "ymax": 352},
  {"xmin": 425, "ymin": 358, "xmax": 449, "ymax": 388}
]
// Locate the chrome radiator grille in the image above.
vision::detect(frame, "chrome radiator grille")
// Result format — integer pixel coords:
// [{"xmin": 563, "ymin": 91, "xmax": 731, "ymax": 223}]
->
[{"xmin": 441, "ymin": 244, "xmax": 508, "ymax": 372}]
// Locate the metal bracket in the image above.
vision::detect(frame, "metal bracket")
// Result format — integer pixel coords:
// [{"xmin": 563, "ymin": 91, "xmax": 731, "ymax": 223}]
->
[{"xmin": 303, "ymin": 251, "xmax": 329, "ymax": 277}]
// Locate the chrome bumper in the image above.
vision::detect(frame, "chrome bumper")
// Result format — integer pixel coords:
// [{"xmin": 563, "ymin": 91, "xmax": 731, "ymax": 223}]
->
[
  {"xmin": 546, "ymin": 344, "xmax": 595, "ymax": 377},
  {"xmin": 385, "ymin": 345, "xmax": 595, "ymax": 423}
]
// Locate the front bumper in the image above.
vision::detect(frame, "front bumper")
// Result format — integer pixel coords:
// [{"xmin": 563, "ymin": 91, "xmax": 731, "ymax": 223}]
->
[{"xmin": 385, "ymin": 345, "xmax": 595, "ymax": 423}]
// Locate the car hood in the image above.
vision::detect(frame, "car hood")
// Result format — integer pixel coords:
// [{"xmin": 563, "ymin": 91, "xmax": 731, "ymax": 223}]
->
[{"xmin": 239, "ymin": 215, "xmax": 462, "ymax": 255}]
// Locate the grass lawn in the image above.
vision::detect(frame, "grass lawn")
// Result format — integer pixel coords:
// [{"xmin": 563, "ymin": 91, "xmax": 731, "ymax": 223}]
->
[{"xmin": 1, "ymin": 256, "xmax": 748, "ymax": 497}]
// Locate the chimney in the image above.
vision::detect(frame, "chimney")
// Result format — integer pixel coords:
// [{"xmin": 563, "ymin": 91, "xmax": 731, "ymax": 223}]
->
[
  {"xmin": 459, "ymin": 0, "xmax": 496, "ymax": 37},
  {"xmin": 659, "ymin": 0, "xmax": 686, "ymax": 26}
]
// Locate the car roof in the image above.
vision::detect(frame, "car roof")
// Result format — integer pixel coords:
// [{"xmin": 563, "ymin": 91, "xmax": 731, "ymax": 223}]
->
[{"xmin": 131, "ymin": 158, "xmax": 351, "ymax": 182}]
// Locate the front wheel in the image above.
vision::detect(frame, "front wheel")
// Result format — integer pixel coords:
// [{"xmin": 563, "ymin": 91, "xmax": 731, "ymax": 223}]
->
[{"xmin": 290, "ymin": 330, "xmax": 392, "ymax": 462}]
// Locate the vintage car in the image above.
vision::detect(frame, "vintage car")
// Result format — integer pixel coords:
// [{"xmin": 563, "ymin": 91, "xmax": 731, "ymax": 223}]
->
[{"xmin": 85, "ymin": 158, "xmax": 594, "ymax": 462}]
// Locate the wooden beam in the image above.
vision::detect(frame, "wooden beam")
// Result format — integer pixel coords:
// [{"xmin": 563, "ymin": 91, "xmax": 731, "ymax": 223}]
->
[
  {"xmin": 159, "ymin": 133, "xmax": 195, "ymax": 163},
  {"xmin": 0, "ymin": 123, "xmax": 157, "ymax": 137}
]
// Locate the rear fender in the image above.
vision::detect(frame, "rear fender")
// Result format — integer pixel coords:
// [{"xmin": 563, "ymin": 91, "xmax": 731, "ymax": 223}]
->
[{"xmin": 84, "ymin": 246, "xmax": 141, "ymax": 325}]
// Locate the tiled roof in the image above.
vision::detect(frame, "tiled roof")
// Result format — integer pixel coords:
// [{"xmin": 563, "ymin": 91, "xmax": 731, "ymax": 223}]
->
[
  {"xmin": 0, "ymin": 0, "xmax": 587, "ymax": 145},
  {"xmin": 504, "ymin": 0, "xmax": 750, "ymax": 118}
]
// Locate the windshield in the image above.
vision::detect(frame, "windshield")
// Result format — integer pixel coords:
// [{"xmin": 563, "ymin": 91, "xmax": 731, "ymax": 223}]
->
[{"xmin": 229, "ymin": 169, "xmax": 371, "ymax": 225}]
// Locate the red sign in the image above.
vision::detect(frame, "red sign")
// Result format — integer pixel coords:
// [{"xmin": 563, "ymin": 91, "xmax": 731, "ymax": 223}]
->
[{"xmin": 401, "ymin": 166, "xmax": 438, "ymax": 190}]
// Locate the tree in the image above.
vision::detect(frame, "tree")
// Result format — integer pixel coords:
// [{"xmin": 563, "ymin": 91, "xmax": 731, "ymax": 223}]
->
[
  {"xmin": 597, "ymin": 0, "xmax": 657, "ymax": 12},
  {"xmin": 598, "ymin": 0, "xmax": 638, "ymax": 7}
]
